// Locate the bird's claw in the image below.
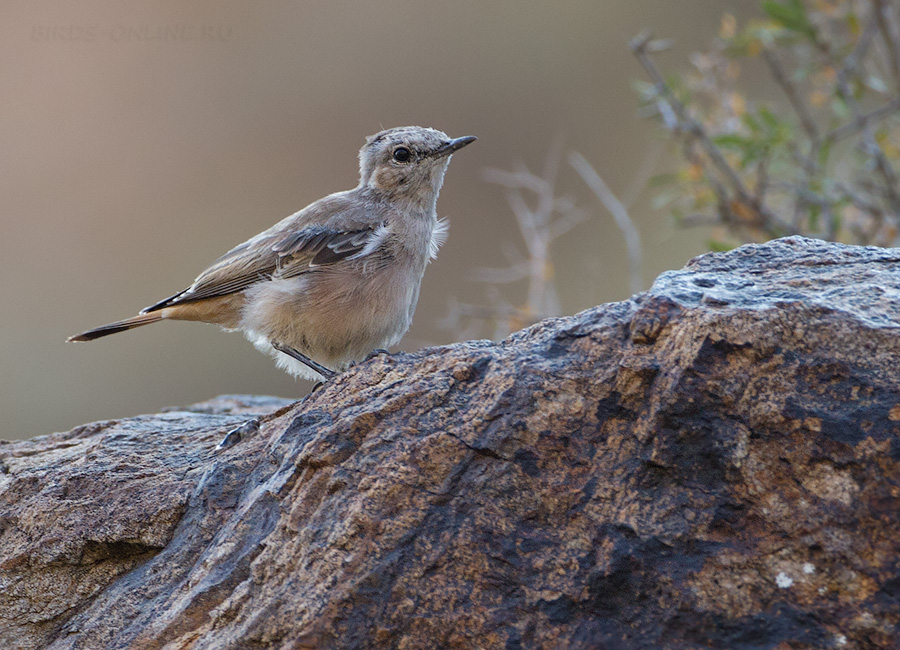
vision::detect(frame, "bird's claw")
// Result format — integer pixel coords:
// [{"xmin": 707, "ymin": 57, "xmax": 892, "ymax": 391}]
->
[{"xmin": 364, "ymin": 348, "xmax": 391, "ymax": 362}]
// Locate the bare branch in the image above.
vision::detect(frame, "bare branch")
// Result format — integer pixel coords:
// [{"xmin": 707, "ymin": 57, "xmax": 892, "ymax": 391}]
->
[
  {"xmin": 835, "ymin": 180, "xmax": 886, "ymax": 217},
  {"xmin": 826, "ymin": 11, "xmax": 900, "ymax": 217},
  {"xmin": 502, "ymin": 189, "xmax": 541, "ymax": 254},
  {"xmin": 631, "ymin": 34, "xmax": 797, "ymax": 237},
  {"xmin": 547, "ymin": 207, "xmax": 588, "ymax": 240},
  {"xmin": 630, "ymin": 3, "xmax": 900, "ymax": 249},
  {"xmin": 450, "ymin": 147, "xmax": 595, "ymax": 339},
  {"xmin": 568, "ymin": 152, "xmax": 643, "ymax": 295},
  {"xmin": 824, "ymin": 95, "xmax": 900, "ymax": 143},
  {"xmin": 763, "ymin": 48, "xmax": 819, "ymax": 141},
  {"xmin": 482, "ymin": 168, "xmax": 547, "ymax": 195},
  {"xmin": 874, "ymin": 0, "xmax": 900, "ymax": 88}
]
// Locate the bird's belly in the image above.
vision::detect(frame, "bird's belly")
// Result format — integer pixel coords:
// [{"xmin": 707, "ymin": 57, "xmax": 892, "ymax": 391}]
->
[{"xmin": 240, "ymin": 265, "xmax": 422, "ymax": 369}]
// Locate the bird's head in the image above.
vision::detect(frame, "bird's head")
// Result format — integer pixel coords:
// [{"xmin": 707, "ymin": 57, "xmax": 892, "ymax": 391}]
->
[{"xmin": 358, "ymin": 126, "xmax": 476, "ymax": 205}]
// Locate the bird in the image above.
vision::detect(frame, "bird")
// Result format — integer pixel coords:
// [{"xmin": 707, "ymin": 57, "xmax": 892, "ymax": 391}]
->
[{"xmin": 68, "ymin": 126, "xmax": 476, "ymax": 382}]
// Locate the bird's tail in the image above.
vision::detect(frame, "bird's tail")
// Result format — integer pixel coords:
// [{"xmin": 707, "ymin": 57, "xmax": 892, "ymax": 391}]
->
[{"xmin": 67, "ymin": 312, "xmax": 164, "ymax": 342}]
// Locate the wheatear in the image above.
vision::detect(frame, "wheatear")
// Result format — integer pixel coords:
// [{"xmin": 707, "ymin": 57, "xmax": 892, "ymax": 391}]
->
[{"xmin": 68, "ymin": 126, "xmax": 476, "ymax": 381}]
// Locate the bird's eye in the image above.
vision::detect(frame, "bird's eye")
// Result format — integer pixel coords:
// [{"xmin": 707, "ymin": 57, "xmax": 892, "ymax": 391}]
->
[{"xmin": 392, "ymin": 147, "xmax": 411, "ymax": 163}]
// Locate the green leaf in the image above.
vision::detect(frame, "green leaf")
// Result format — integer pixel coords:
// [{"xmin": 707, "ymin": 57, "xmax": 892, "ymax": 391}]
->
[
  {"xmin": 707, "ymin": 239, "xmax": 737, "ymax": 252},
  {"xmin": 807, "ymin": 205, "xmax": 820, "ymax": 230},
  {"xmin": 712, "ymin": 132, "xmax": 770, "ymax": 168},
  {"xmin": 742, "ymin": 112, "xmax": 762, "ymax": 134},
  {"xmin": 712, "ymin": 133, "xmax": 754, "ymax": 149},
  {"xmin": 831, "ymin": 96, "xmax": 850, "ymax": 120},
  {"xmin": 761, "ymin": 0, "xmax": 816, "ymax": 39},
  {"xmin": 665, "ymin": 73, "xmax": 692, "ymax": 105},
  {"xmin": 817, "ymin": 139, "xmax": 833, "ymax": 168},
  {"xmin": 758, "ymin": 106, "xmax": 780, "ymax": 130},
  {"xmin": 846, "ymin": 11, "xmax": 860, "ymax": 37}
]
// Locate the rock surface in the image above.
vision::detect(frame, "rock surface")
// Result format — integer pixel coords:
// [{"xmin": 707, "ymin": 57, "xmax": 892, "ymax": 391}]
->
[{"xmin": 2, "ymin": 236, "xmax": 899, "ymax": 650}]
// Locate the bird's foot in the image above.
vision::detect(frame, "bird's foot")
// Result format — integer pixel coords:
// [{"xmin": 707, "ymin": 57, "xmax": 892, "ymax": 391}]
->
[
  {"xmin": 349, "ymin": 349, "xmax": 391, "ymax": 369},
  {"xmin": 216, "ymin": 417, "xmax": 260, "ymax": 451},
  {"xmin": 364, "ymin": 348, "xmax": 391, "ymax": 362}
]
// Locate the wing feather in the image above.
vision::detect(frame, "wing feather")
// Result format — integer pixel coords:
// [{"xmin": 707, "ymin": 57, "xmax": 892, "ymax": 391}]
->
[{"xmin": 142, "ymin": 191, "xmax": 389, "ymax": 313}]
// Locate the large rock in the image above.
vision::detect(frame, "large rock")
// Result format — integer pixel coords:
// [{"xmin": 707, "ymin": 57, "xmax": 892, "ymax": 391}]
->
[{"xmin": 1, "ymin": 236, "xmax": 898, "ymax": 649}]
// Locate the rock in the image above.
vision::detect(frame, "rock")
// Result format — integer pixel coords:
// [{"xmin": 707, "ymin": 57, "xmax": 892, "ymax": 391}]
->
[{"xmin": 1, "ymin": 236, "xmax": 898, "ymax": 649}]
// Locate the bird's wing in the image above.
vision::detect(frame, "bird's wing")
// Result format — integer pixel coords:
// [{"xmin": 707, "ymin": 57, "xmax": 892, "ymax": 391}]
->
[{"xmin": 142, "ymin": 193, "xmax": 386, "ymax": 313}]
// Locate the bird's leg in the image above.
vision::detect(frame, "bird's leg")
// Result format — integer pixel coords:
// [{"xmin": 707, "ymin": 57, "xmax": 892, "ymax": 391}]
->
[
  {"xmin": 272, "ymin": 341, "xmax": 337, "ymax": 380},
  {"xmin": 364, "ymin": 348, "xmax": 391, "ymax": 362}
]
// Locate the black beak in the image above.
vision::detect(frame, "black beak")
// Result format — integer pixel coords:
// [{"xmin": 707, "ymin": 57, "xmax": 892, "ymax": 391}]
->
[{"xmin": 432, "ymin": 135, "xmax": 477, "ymax": 158}]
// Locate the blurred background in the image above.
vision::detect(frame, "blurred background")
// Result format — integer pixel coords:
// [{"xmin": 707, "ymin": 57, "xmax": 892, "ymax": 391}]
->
[{"xmin": 1, "ymin": 0, "xmax": 760, "ymax": 439}]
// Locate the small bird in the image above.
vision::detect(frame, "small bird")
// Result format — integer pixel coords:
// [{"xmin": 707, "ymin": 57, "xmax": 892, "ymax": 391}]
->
[{"xmin": 68, "ymin": 126, "xmax": 476, "ymax": 381}]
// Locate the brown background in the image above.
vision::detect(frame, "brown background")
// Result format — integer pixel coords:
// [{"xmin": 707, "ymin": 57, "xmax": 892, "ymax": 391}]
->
[{"xmin": 1, "ymin": 1, "xmax": 758, "ymax": 439}]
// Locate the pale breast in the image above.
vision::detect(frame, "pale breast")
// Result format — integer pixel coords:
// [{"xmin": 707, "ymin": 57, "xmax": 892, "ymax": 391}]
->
[{"xmin": 239, "ymin": 258, "xmax": 425, "ymax": 369}]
